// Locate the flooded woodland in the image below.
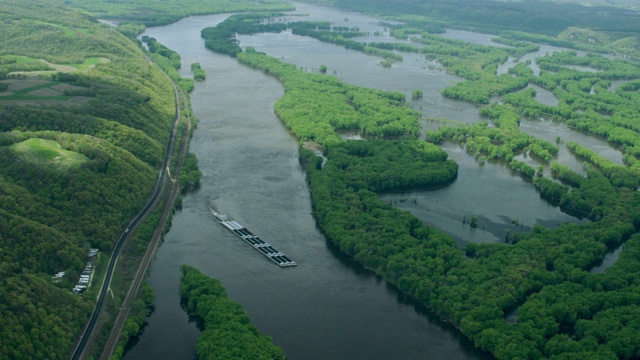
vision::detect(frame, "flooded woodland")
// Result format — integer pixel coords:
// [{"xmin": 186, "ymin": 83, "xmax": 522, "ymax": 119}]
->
[{"xmin": 126, "ymin": 2, "xmax": 631, "ymax": 359}]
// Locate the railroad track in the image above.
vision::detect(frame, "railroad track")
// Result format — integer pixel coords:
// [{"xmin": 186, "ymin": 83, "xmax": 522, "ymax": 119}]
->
[
  {"xmin": 97, "ymin": 84, "xmax": 192, "ymax": 360},
  {"xmin": 70, "ymin": 81, "xmax": 191, "ymax": 360}
]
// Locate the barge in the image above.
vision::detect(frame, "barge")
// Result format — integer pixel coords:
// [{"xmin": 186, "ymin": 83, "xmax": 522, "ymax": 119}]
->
[{"xmin": 211, "ymin": 208, "xmax": 297, "ymax": 267}]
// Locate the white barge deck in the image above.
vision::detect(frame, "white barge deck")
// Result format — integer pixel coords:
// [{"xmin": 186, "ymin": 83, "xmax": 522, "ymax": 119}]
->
[{"xmin": 211, "ymin": 208, "xmax": 297, "ymax": 267}]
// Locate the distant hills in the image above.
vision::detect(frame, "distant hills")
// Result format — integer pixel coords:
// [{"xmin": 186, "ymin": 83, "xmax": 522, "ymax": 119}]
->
[
  {"xmin": 548, "ymin": 0, "xmax": 640, "ymax": 10},
  {"xmin": 318, "ymin": 0, "xmax": 640, "ymax": 36}
]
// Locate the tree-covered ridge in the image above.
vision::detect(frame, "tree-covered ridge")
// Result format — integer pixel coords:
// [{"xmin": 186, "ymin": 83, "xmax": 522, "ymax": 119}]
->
[
  {"xmin": 0, "ymin": 6, "xmax": 141, "ymax": 64},
  {"xmin": 0, "ymin": 273, "xmax": 93, "ymax": 360},
  {"xmin": 0, "ymin": 0, "xmax": 177, "ymax": 358},
  {"xmin": 311, "ymin": 0, "xmax": 640, "ymax": 39},
  {"xmin": 1, "ymin": 0, "xmax": 97, "ymax": 29},
  {"xmin": 0, "ymin": 104, "xmax": 165, "ymax": 167},
  {"xmin": 180, "ymin": 266, "xmax": 286, "ymax": 360},
  {"xmin": 64, "ymin": 0, "xmax": 294, "ymax": 27}
]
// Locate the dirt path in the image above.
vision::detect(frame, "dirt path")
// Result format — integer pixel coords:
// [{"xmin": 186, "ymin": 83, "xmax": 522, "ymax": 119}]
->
[{"xmin": 38, "ymin": 59, "xmax": 76, "ymax": 73}]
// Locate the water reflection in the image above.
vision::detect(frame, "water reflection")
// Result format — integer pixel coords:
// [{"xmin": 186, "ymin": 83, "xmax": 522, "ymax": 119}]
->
[
  {"xmin": 589, "ymin": 244, "xmax": 624, "ymax": 274},
  {"xmin": 441, "ymin": 29, "xmax": 509, "ymax": 48},
  {"xmin": 505, "ymin": 307, "xmax": 519, "ymax": 324},
  {"xmin": 529, "ymin": 84, "xmax": 558, "ymax": 107},
  {"xmin": 519, "ymin": 117, "xmax": 624, "ymax": 167},
  {"xmin": 379, "ymin": 142, "xmax": 586, "ymax": 246}
]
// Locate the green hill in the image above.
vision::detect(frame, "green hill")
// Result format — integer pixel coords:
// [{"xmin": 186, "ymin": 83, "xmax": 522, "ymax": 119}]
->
[{"xmin": 0, "ymin": 0, "xmax": 176, "ymax": 358}]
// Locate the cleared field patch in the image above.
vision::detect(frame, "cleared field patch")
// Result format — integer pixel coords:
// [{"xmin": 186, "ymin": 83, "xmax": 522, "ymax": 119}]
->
[
  {"xmin": 31, "ymin": 58, "xmax": 107, "ymax": 74},
  {"xmin": 9, "ymin": 138, "xmax": 88, "ymax": 171},
  {"xmin": 38, "ymin": 59, "xmax": 76, "ymax": 73},
  {"xmin": 1, "ymin": 79, "xmax": 50, "ymax": 92},
  {"xmin": 73, "ymin": 57, "xmax": 110, "ymax": 72},
  {"xmin": 13, "ymin": 81, "xmax": 60, "ymax": 94},
  {"xmin": 30, "ymin": 19, "xmax": 90, "ymax": 36},
  {"xmin": 2, "ymin": 55, "xmax": 109, "ymax": 78},
  {"xmin": 29, "ymin": 87, "xmax": 64, "ymax": 97},
  {"xmin": 0, "ymin": 99, "xmax": 90, "ymax": 106},
  {"xmin": 0, "ymin": 93, "xmax": 70, "ymax": 102},
  {"xmin": 0, "ymin": 79, "xmax": 92, "ymax": 105},
  {"xmin": 51, "ymin": 83, "xmax": 86, "ymax": 93},
  {"xmin": 0, "ymin": 55, "xmax": 54, "ymax": 74}
]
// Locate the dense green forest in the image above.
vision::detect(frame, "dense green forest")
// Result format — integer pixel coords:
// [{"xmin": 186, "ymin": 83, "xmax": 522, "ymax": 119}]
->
[
  {"xmin": 4, "ymin": 0, "xmax": 640, "ymax": 359},
  {"xmin": 0, "ymin": 0, "xmax": 176, "ymax": 358},
  {"xmin": 199, "ymin": 8, "xmax": 640, "ymax": 359},
  {"xmin": 110, "ymin": 283, "xmax": 155, "ymax": 360},
  {"xmin": 180, "ymin": 266, "xmax": 286, "ymax": 360},
  {"xmin": 63, "ymin": 0, "xmax": 294, "ymax": 27}
]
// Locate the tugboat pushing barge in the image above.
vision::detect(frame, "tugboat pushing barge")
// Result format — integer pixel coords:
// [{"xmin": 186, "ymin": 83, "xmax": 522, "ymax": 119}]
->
[{"xmin": 211, "ymin": 208, "xmax": 297, "ymax": 267}]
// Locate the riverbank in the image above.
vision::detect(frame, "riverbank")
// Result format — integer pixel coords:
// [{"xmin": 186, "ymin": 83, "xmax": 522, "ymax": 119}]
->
[
  {"xmin": 125, "ymin": 11, "xmax": 489, "ymax": 359},
  {"xmin": 126, "ymin": 3, "xmax": 640, "ymax": 359}
]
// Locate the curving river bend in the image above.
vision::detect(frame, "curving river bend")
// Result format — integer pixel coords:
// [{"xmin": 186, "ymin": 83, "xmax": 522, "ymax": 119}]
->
[{"xmin": 126, "ymin": 2, "xmax": 620, "ymax": 359}]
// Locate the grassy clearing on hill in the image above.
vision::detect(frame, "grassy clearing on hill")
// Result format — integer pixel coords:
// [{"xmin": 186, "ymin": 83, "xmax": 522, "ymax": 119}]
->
[{"xmin": 9, "ymin": 138, "xmax": 88, "ymax": 171}]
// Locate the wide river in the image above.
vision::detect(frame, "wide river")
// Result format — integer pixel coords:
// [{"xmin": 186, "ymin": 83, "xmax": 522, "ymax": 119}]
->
[{"xmin": 126, "ymin": 2, "xmax": 619, "ymax": 359}]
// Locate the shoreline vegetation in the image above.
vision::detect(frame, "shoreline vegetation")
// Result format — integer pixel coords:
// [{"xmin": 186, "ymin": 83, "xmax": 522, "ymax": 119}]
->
[
  {"xmin": 98, "ymin": 35, "xmax": 202, "ymax": 360},
  {"xmin": 2, "ymin": 0, "xmax": 640, "ymax": 359},
  {"xmin": 180, "ymin": 266, "xmax": 286, "ymax": 360},
  {"xmin": 64, "ymin": 0, "xmax": 295, "ymax": 27},
  {"xmin": 199, "ymin": 7, "xmax": 640, "ymax": 360}
]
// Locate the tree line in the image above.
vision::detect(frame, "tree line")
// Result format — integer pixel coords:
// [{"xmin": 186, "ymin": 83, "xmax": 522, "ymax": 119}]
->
[
  {"xmin": 64, "ymin": 0, "xmax": 294, "ymax": 27},
  {"xmin": 200, "ymin": 8, "xmax": 640, "ymax": 358}
]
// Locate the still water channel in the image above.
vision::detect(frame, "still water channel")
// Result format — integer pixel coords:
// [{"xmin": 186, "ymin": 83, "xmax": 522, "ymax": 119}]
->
[{"xmin": 126, "ymin": 2, "xmax": 618, "ymax": 358}]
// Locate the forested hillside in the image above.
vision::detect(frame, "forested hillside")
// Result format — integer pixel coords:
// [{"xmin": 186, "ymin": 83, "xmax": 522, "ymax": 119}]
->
[
  {"xmin": 64, "ymin": 0, "xmax": 294, "ymax": 26},
  {"xmin": 0, "ymin": 1, "xmax": 176, "ymax": 358}
]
